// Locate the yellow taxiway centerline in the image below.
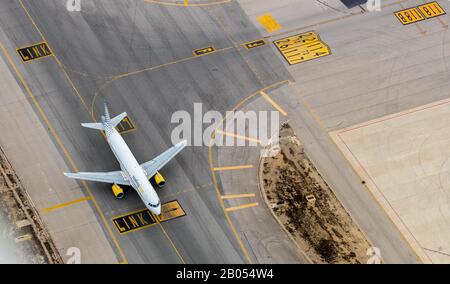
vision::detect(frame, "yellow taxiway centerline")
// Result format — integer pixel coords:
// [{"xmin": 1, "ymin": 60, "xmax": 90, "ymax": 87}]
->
[
  {"xmin": 0, "ymin": 40, "xmax": 130, "ymax": 263},
  {"xmin": 15, "ymin": 0, "xmax": 130, "ymax": 264},
  {"xmin": 16, "ymin": 0, "xmax": 191, "ymax": 264},
  {"xmin": 208, "ymin": 80, "xmax": 290, "ymax": 264}
]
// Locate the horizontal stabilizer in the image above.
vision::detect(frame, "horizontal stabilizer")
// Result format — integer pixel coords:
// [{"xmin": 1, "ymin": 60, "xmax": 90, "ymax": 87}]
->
[
  {"xmin": 110, "ymin": 112, "xmax": 127, "ymax": 127},
  {"xmin": 64, "ymin": 171, "xmax": 129, "ymax": 185},
  {"xmin": 81, "ymin": 122, "xmax": 104, "ymax": 130}
]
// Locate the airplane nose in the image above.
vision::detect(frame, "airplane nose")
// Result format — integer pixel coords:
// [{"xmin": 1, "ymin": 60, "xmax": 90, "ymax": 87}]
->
[{"xmin": 154, "ymin": 206, "xmax": 161, "ymax": 216}]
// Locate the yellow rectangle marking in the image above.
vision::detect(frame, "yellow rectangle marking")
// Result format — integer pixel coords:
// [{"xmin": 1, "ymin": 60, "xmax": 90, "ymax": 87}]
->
[
  {"xmin": 43, "ymin": 196, "xmax": 91, "ymax": 213},
  {"xmin": 17, "ymin": 42, "xmax": 52, "ymax": 63},
  {"xmin": 225, "ymin": 202, "xmax": 259, "ymax": 212},
  {"xmin": 215, "ymin": 130, "xmax": 261, "ymax": 144},
  {"xmin": 274, "ymin": 32, "xmax": 331, "ymax": 65},
  {"xmin": 213, "ymin": 165, "xmax": 254, "ymax": 171},
  {"xmin": 418, "ymin": 1, "xmax": 446, "ymax": 19},
  {"xmin": 115, "ymin": 116, "xmax": 136, "ymax": 134},
  {"xmin": 394, "ymin": 7, "xmax": 425, "ymax": 25},
  {"xmin": 260, "ymin": 91, "xmax": 287, "ymax": 116},
  {"xmin": 112, "ymin": 200, "xmax": 186, "ymax": 235},
  {"xmin": 244, "ymin": 39, "xmax": 266, "ymax": 50},
  {"xmin": 221, "ymin": 193, "xmax": 256, "ymax": 200},
  {"xmin": 158, "ymin": 200, "xmax": 186, "ymax": 222},
  {"xmin": 113, "ymin": 209, "xmax": 157, "ymax": 234},
  {"xmin": 193, "ymin": 46, "xmax": 216, "ymax": 56},
  {"xmin": 257, "ymin": 14, "xmax": 282, "ymax": 33}
]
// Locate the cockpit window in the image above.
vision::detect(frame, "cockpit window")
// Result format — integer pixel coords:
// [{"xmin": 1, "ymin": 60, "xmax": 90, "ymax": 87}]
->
[{"xmin": 148, "ymin": 200, "xmax": 161, "ymax": 208}]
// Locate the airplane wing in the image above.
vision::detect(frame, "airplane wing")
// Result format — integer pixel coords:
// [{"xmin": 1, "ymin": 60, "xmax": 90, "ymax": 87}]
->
[
  {"xmin": 140, "ymin": 140, "xmax": 187, "ymax": 178},
  {"xmin": 64, "ymin": 170, "xmax": 130, "ymax": 186}
]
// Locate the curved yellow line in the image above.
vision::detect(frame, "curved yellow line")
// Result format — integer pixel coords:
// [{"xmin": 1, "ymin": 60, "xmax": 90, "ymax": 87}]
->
[
  {"xmin": 208, "ymin": 80, "xmax": 290, "ymax": 264},
  {"xmin": 90, "ymin": 46, "xmax": 234, "ymax": 118}
]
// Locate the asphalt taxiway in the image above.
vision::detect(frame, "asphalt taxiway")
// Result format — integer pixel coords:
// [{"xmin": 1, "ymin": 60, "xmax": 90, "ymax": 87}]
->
[{"xmin": 0, "ymin": 0, "xmax": 306, "ymax": 263}]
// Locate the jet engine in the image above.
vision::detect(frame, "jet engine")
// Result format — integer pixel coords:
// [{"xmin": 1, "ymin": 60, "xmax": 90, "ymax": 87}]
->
[
  {"xmin": 154, "ymin": 172, "xmax": 166, "ymax": 188},
  {"xmin": 112, "ymin": 184, "xmax": 124, "ymax": 199}
]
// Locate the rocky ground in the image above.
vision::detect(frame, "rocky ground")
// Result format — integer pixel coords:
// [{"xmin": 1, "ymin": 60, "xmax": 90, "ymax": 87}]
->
[{"xmin": 261, "ymin": 124, "xmax": 373, "ymax": 264}]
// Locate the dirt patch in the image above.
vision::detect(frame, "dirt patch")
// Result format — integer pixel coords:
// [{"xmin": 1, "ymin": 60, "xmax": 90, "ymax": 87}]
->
[
  {"xmin": 261, "ymin": 124, "xmax": 372, "ymax": 263},
  {"xmin": 0, "ymin": 146, "xmax": 62, "ymax": 263}
]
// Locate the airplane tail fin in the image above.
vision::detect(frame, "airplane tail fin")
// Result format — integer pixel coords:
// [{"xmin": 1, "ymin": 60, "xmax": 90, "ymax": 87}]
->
[
  {"xmin": 81, "ymin": 102, "xmax": 127, "ymax": 131},
  {"xmin": 103, "ymin": 101, "xmax": 127, "ymax": 128}
]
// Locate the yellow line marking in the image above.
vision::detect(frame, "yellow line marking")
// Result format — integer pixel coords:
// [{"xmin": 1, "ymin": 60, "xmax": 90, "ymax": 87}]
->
[
  {"xmin": 331, "ymin": 134, "xmax": 431, "ymax": 263},
  {"xmin": 419, "ymin": 0, "xmax": 448, "ymax": 28},
  {"xmin": 260, "ymin": 91, "xmax": 288, "ymax": 116},
  {"xmin": 43, "ymin": 196, "xmax": 91, "ymax": 213},
  {"xmin": 288, "ymin": 76, "xmax": 425, "ymax": 263},
  {"xmin": 112, "ymin": 47, "xmax": 232, "ymax": 80},
  {"xmin": 0, "ymin": 41, "xmax": 129, "ymax": 264},
  {"xmin": 144, "ymin": 0, "xmax": 231, "ymax": 7},
  {"xmin": 225, "ymin": 202, "xmax": 259, "ymax": 212},
  {"xmin": 221, "ymin": 193, "xmax": 256, "ymax": 200},
  {"xmin": 193, "ymin": 46, "xmax": 216, "ymax": 56},
  {"xmin": 208, "ymin": 80, "xmax": 289, "ymax": 264},
  {"xmin": 288, "ymin": 81, "xmax": 327, "ymax": 130},
  {"xmin": 265, "ymin": 0, "xmax": 413, "ymax": 40},
  {"xmin": 15, "ymin": 0, "xmax": 130, "ymax": 263},
  {"xmin": 435, "ymin": 12, "xmax": 448, "ymax": 28},
  {"xmin": 215, "ymin": 130, "xmax": 261, "ymax": 144},
  {"xmin": 206, "ymin": 7, "xmax": 266, "ymax": 86},
  {"xmin": 397, "ymin": 3, "xmax": 426, "ymax": 34},
  {"xmin": 13, "ymin": 0, "xmax": 281, "ymax": 265},
  {"xmin": 17, "ymin": 0, "xmax": 92, "ymax": 118},
  {"xmin": 91, "ymin": 45, "xmax": 235, "ymax": 116},
  {"xmin": 17, "ymin": 0, "xmax": 188, "ymax": 264},
  {"xmin": 116, "ymin": 116, "xmax": 137, "ymax": 135},
  {"xmin": 155, "ymin": 219, "xmax": 186, "ymax": 263},
  {"xmin": 213, "ymin": 165, "xmax": 254, "ymax": 171}
]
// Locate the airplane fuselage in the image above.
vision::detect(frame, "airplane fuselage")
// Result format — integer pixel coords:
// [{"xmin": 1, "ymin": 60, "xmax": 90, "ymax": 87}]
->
[{"xmin": 106, "ymin": 127, "xmax": 161, "ymax": 215}]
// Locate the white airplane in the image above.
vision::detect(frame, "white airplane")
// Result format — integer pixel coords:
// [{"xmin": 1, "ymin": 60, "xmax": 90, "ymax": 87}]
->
[{"xmin": 64, "ymin": 103, "xmax": 186, "ymax": 215}]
